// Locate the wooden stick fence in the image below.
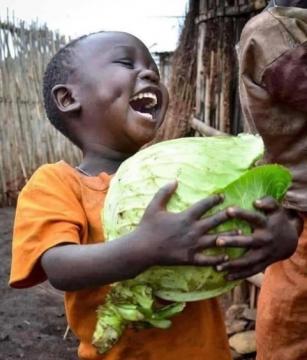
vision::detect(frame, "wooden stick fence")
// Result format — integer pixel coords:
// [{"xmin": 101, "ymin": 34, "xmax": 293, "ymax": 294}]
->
[{"xmin": 0, "ymin": 14, "xmax": 81, "ymax": 206}]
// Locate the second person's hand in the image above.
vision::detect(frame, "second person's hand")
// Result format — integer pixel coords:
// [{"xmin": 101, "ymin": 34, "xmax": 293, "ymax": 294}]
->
[{"xmin": 214, "ymin": 197, "xmax": 300, "ymax": 280}]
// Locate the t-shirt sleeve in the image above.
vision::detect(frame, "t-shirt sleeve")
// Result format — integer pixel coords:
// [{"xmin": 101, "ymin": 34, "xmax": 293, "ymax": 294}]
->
[
  {"xmin": 9, "ymin": 165, "xmax": 87, "ymax": 288},
  {"xmin": 262, "ymin": 42, "xmax": 307, "ymax": 112}
]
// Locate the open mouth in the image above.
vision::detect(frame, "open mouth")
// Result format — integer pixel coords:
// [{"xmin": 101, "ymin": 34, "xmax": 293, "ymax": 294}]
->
[{"xmin": 129, "ymin": 89, "xmax": 161, "ymax": 121}]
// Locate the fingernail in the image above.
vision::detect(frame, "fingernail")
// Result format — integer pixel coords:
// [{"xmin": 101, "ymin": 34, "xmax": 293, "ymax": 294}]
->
[
  {"xmin": 216, "ymin": 265, "xmax": 223, "ymax": 272},
  {"xmin": 224, "ymin": 255, "xmax": 229, "ymax": 261},
  {"xmin": 216, "ymin": 238, "xmax": 225, "ymax": 246},
  {"xmin": 237, "ymin": 229, "xmax": 242, "ymax": 235},
  {"xmin": 227, "ymin": 207, "xmax": 235, "ymax": 217}
]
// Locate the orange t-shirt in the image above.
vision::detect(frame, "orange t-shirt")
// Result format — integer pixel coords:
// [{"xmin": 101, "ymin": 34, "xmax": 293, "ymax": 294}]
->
[{"xmin": 10, "ymin": 161, "xmax": 231, "ymax": 360}]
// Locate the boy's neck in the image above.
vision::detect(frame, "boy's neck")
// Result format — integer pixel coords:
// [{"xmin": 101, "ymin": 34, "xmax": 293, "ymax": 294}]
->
[{"xmin": 78, "ymin": 148, "xmax": 131, "ymax": 176}]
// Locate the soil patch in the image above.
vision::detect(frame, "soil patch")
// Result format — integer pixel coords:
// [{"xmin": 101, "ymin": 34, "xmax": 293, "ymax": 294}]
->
[{"xmin": 0, "ymin": 207, "xmax": 78, "ymax": 360}]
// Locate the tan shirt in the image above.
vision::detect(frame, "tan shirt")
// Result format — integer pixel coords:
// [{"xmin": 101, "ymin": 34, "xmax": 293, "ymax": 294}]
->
[{"xmin": 238, "ymin": 6, "xmax": 307, "ymax": 212}]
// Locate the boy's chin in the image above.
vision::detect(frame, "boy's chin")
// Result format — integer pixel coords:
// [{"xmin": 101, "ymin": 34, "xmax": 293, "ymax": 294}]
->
[
  {"xmin": 127, "ymin": 124, "xmax": 160, "ymax": 147},
  {"xmin": 126, "ymin": 116, "xmax": 164, "ymax": 151},
  {"xmin": 130, "ymin": 132, "xmax": 157, "ymax": 152}
]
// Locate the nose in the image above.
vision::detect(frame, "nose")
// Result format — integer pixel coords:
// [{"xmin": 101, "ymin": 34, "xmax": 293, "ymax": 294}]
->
[{"xmin": 138, "ymin": 68, "xmax": 160, "ymax": 84}]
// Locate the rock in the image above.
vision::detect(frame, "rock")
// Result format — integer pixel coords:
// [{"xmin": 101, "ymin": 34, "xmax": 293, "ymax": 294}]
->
[
  {"xmin": 226, "ymin": 319, "xmax": 248, "ymax": 335},
  {"xmin": 253, "ymin": 0, "xmax": 267, "ymax": 11},
  {"xmin": 242, "ymin": 308, "xmax": 257, "ymax": 321},
  {"xmin": 229, "ymin": 330, "xmax": 256, "ymax": 354},
  {"xmin": 226, "ymin": 304, "xmax": 248, "ymax": 322}
]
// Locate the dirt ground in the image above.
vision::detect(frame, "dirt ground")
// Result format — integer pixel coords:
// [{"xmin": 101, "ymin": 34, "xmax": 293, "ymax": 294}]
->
[{"xmin": 0, "ymin": 207, "xmax": 78, "ymax": 360}]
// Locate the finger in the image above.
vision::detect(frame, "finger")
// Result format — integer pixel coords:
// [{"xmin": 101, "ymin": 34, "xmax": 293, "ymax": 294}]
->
[
  {"xmin": 146, "ymin": 181, "xmax": 177, "ymax": 213},
  {"xmin": 227, "ymin": 207, "xmax": 267, "ymax": 228},
  {"xmin": 216, "ymin": 235, "xmax": 254, "ymax": 248},
  {"xmin": 254, "ymin": 196, "xmax": 279, "ymax": 213},
  {"xmin": 197, "ymin": 231, "xmax": 241, "ymax": 249},
  {"xmin": 185, "ymin": 194, "xmax": 223, "ymax": 220},
  {"xmin": 216, "ymin": 250, "xmax": 269, "ymax": 272},
  {"xmin": 192, "ymin": 253, "xmax": 227, "ymax": 266},
  {"xmin": 225, "ymin": 262, "xmax": 268, "ymax": 281},
  {"xmin": 198, "ymin": 210, "xmax": 230, "ymax": 232}
]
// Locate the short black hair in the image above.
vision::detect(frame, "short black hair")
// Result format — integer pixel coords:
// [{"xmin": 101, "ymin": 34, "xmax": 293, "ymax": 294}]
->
[
  {"xmin": 42, "ymin": 35, "xmax": 86, "ymax": 138},
  {"xmin": 43, "ymin": 32, "xmax": 105, "ymax": 141}
]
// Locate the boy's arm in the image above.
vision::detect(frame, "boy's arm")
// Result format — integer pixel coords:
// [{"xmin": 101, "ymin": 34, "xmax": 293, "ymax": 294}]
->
[
  {"xmin": 41, "ymin": 183, "xmax": 233, "ymax": 291},
  {"xmin": 41, "ymin": 234, "xmax": 155, "ymax": 291},
  {"xmin": 12, "ymin": 165, "xmax": 239, "ymax": 292}
]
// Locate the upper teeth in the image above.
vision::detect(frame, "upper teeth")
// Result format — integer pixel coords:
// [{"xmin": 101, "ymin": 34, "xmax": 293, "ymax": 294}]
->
[{"xmin": 130, "ymin": 92, "xmax": 157, "ymax": 108}]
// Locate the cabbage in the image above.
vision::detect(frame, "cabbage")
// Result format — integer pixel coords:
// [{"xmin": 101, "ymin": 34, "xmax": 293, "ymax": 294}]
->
[{"xmin": 93, "ymin": 135, "xmax": 291, "ymax": 353}]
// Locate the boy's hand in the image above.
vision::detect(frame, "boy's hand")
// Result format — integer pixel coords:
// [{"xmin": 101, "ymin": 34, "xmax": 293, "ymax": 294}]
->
[
  {"xmin": 215, "ymin": 197, "xmax": 301, "ymax": 281},
  {"xmin": 138, "ymin": 181, "xmax": 235, "ymax": 267}
]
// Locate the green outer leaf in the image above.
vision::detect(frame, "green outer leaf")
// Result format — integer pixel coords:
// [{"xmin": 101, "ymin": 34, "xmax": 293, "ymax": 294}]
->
[{"xmin": 103, "ymin": 135, "xmax": 264, "ymax": 240}]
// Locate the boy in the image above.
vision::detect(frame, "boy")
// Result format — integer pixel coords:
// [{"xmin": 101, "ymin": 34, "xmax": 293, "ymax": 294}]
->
[
  {"xmin": 237, "ymin": 1, "xmax": 307, "ymax": 359},
  {"xmin": 10, "ymin": 31, "xmax": 299, "ymax": 360}
]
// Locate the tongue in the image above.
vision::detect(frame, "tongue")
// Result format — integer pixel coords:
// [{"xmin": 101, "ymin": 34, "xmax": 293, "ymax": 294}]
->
[{"xmin": 135, "ymin": 111, "xmax": 153, "ymax": 121}]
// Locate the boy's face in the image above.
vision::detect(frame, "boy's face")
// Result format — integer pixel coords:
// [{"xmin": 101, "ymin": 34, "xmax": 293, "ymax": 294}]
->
[{"xmin": 70, "ymin": 32, "xmax": 168, "ymax": 154}]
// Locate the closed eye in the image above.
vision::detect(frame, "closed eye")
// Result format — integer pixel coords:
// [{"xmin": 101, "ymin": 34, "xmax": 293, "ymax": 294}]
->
[{"xmin": 113, "ymin": 59, "xmax": 134, "ymax": 69}]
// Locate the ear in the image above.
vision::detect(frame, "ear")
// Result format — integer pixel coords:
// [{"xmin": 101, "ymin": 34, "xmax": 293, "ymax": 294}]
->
[{"xmin": 51, "ymin": 84, "xmax": 81, "ymax": 114}]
